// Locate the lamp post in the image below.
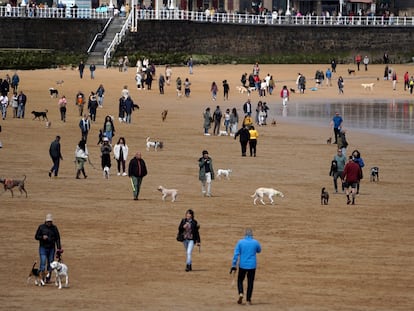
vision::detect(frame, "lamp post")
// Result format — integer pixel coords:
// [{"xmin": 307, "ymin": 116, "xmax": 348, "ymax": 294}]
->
[
  {"xmin": 286, "ymin": 0, "xmax": 290, "ymax": 16},
  {"xmin": 339, "ymin": 0, "xmax": 343, "ymax": 15}
]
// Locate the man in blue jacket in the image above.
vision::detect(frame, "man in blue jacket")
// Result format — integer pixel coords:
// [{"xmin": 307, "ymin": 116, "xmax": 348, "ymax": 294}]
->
[{"xmin": 230, "ymin": 228, "xmax": 262, "ymax": 305}]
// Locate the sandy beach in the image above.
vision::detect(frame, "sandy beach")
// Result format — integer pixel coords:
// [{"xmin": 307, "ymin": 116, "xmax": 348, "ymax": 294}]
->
[{"xmin": 0, "ymin": 63, "xmax": 413, "ymax": 311}]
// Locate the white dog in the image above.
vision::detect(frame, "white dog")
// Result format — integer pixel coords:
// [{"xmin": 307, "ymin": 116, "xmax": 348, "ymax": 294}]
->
[
  {"xmin": 361, "ymin": 83, "xmax": 374, "ymax": 91},
  {"xmin": 236, "ymin": 86, "xmax": 248, "ymax": 94},
  {"xmin": 251, "ymin": 187, "xmax": 284, "ymax": 205},
  {"xmin": 146, "ymin": 137, "xmax": 163, "ymax": 151},
  {"xmin": 157, "ymin": 185, "xmax": 178, "ymax": 202},
  {"xmin": 218, "ymin": 130, "xmax": 228, "ymax": 136},
  {"xmin": 217, "ymin": 169, "xmax": 232, "ymax": 180},
  {"xmin": 49, "ymin": 261, "xmax": 69, "ymax": 289}
]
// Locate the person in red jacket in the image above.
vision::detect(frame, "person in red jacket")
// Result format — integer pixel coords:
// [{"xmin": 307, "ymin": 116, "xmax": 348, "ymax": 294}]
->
[{"xmin": 342, "ymin": 156, "xmax": 363, "ymax": 205}]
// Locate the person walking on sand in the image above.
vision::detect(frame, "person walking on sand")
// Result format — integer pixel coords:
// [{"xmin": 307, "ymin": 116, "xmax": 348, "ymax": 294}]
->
[
  {"xmin": 343, "ymin": 156, "xmax": 363, "ymax": 205},
  {"xmin": 230, "ymin": 228, "xmax": 261, "ymax": 305},
  {"xmin": 330, "ymin": 111, "xmax": 343, "ymax": 144},
  {"xmin": 363, "ymin": 55, "xmax": 369, "ymax": 71},
  {"xmin": 49, "ymin": 135, "xmax": 63, "ymax": 178},
  {"xmin": 35, "ymin": 213, "xmax": 62, "ymax": 284},
  {"xmin": 114, "ymin": 137, "xmax": 129, "ymax": 176},
  {"xmin": 177, "ymin": 209, "xmax": 201, "ymax": 272},
  {"xmin": 128, "ymin": 151, "xmax": 148, "ymax": 200},
  {"xmin": 235, "ymin": 125, "xmax": 250, "ymax": 157},
  {"xmin": 203, "ymin": 107, "xmax": 212, "ymax": 136},
  {"xmin": 198, "ymin": 150, "xmax": 214, "ymax": 197},
  {"xmin": 248, "ymin": 125, "xmax": 259, "ymax": 157},
  {"xmin": 280, "ymin": 85, "xmax": 289, "ymax": 106},
  {"xmin": 75, "ymin": 139, "xmax": 88, "ymax": 179}
]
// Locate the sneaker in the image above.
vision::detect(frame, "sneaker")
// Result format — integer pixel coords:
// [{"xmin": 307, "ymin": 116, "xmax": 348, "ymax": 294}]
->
[
  {"xmin": 48, "ymin": 171, "xmax": 52, "ymax": 178},
  {"xmin": 122, "ymin": 172, "xmax": 127, "ymax": 176},
  {"xmin": 117, "ymin": 172, "xmax": 121, "ymax": 176},
  {"xmin": 247, "ymin": 301, "xmax": 252, "ymax": 305},
  {"xmin": 347, "ymin": 199, "xmax": 351, "ymax": 205},
  {"xmin": 206, "ymin": 193, "xmax": 211, "ymax": 197},
  {"xmin": 237, "ymin": 293, "xmax": 243, "ymax": 304}
]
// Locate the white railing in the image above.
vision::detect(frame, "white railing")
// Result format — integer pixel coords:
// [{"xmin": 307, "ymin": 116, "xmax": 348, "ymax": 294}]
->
[
  {"xmin": 0, "ymin": 6, "xmax": 413, "ymax": 27},
  {"xmin": 103, "ymin": 12, "xmax": 132, "ymax": 68},
  {"xmin": 135, "ymin": 9, "xmax": 414, "ymax": 27},
  {"xmin": 0, "ymin": 6, "xmax": 114, "ymax": 19}
]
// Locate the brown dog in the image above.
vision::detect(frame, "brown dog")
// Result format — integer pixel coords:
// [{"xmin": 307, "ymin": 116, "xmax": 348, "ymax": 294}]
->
[
  {"xmin": 327, "ymin": 137, "xmax": 332, "ymax": 144},
  {"xmin": 321, "ymin": 187, "xmax": 329, "ymax": 205},
  {"xmin": 161, "ymin": 109, "xmax": 168, "ymax": 122},
  {"xmin": 0, "ymin": 175, "xmax": 28, "ymax": 198}
]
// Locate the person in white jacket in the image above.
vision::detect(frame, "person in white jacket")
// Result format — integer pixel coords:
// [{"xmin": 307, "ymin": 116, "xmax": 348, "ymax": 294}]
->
[
  {"xmin": 75, "ymin": 139, "xmax": 88, "ymax": 179},
  {"xmin": 113, "ymin": 137, "xmax": 129, "ymax": 176}
]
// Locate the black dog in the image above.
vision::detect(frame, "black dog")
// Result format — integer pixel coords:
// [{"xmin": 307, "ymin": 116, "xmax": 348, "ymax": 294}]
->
[
  {"xmin": 32, "ymin": 110, "xmax": 48, "ymax": 121},
  {"xmin": 327, "ymin": 137, "xmax": 332, "ymax": 144},
  {"xmin": 348, "ymin": 69, "xmax": 356, "ymax": 75},
  {"xmin": 289, "ymin": 88, "xmax": 296, "ymax": 93},
  {"xmin": 321, "ymin": 187, "xmax": 329, "ymax": 205},
  {"xmin": 370, "ymin": 167, "xmax": 379, "ymax": 182},
  {"xmin": 49, "ymin": 88, "xmax": 59, "ymax": 98}
]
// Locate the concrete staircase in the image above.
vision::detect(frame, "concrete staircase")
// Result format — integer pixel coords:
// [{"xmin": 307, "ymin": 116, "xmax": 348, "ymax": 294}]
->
[{"xmin": 87, "ymin": 16, "xmax": 128, "ymax": 66}]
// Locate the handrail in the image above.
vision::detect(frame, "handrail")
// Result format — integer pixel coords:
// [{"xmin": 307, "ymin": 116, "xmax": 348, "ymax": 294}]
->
[
  {"xmin": 87, "ymin": 17, "xmax": 113, "ymax": 54},
  {"xmin": 0, "ymin": 6, "xmax": 413, "ymax": 27},
  {"xmin": 103, "ymin": 12, "xmax": 132, "ymax": 68}
]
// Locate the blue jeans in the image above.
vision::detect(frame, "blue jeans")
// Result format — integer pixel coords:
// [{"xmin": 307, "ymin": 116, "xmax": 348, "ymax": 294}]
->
[
  {"xmin": 39, "ymin": 246, "xmax": 55, "ymax": 273},
  {"xmin": 183, "ymin": 239, "xmax": 194, "ymax": 265}
]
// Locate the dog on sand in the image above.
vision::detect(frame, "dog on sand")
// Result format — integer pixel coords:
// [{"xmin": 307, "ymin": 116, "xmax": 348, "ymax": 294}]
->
[
  {"xmin": 32, "ymin": 110, "xmax": 48, "ymax": 121},
  {"xmin": 348, "ymin": 69, "xmax": 356, "ymax": 75},
  {"xmin": 251, "ymin": 187, "xmax": 284, "ymax": 205},
  {"xmin": 157, "ymin": 185, "xmax": 178, "ymax": 202},
  {"xmin": 0, "ymin": 175, "xmax": 27, "ymax": 198},
  {"xmin": 146, "ymin": 137, "xmax": 163, "ymax": 151},
  {"xmin": 289, "ymin": 88, "xmax": 296, "ymax": 93},
  {"xmin": 327, "ymin": 137, "xmax": 332, "ymax": 144},
  {"xmin": 217, "ymin": 169, "xmax": 232, "ymax": 180},
  {"xmin": 161, "ymin": 109, "xmax": 168, "ymax": 122},
  {"xmin": 218, "ymin": 130, "xmax": 229, "ymax": 136},
  {"xmin": 49, "ymin": 261, "xmax": 69, "ymax": 289},
  {"xmin": 370, "ymin": 166, "xmax": 379, "ymax": 182},
  {"xmin": 27, "ymin": 262, "xmax": 45, "ymax": 286},
  {"xmin": 45, "ymin": 121, "xmax": 51, "ymax": 128},
  {"xmin": 49, "ymin": 88, "xmax": 59, "ymax": 98},
  {"xmin": 321, "ymin": 187, "xmax": 329, "ymax": 205},
  {"xmin": 361, "ymin": 83, "xmax": 375, "ymax": 91},
  {"xmin": 103, "ymin": 166, "xmax": 110, "ymax": 179}
]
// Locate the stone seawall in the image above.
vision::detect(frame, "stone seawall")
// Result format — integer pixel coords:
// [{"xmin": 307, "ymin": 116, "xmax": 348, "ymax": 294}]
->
[
  {"xmin": 0, "ymin": 19, "xmax": 413, "ymax": 63},
  {"xmin": 0, "ymin": 18, "xmax": 107, "ymax": 52}
]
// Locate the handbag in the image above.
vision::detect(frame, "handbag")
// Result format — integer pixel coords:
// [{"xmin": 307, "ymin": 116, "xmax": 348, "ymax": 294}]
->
[{"xmin": 176, "ymin": 232, "xmax": 184, "ymax": 242}]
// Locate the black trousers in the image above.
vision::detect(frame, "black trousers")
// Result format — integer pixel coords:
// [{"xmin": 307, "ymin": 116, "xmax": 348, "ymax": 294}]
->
[
  {"xmin": 240, "ymin": 141, "xmax": 248, "ymax": 156},
  {"xmin": 238, "ymin": 268, "xmax": 256, "ymax": 302},
  {"xmin": 249, "ymin": 139, "xmax": 257, "ymax": 156}
]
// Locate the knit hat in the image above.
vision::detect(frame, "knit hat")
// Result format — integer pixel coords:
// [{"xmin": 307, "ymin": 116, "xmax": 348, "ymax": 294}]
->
[
  {"xmin": 45, "ymin": 213, "xmax": 53, "ymax": 222},
  {"xmin": 202, "ymin": 150, "xmax": 208, "ymax": 155}
]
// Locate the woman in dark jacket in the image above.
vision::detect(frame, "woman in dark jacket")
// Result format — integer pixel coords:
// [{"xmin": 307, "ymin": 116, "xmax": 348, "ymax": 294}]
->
[{"xmin": 177, "ymin": 209, "xmax": 201, "ymax": 272}]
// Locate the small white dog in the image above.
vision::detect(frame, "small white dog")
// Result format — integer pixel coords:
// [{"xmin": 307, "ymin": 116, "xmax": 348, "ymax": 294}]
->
[
  {"xmin": 236, "ymin": 86, "xmax": 248, "ymax": 94},
  {"xmin": 218, "ymin": 130, "xmax": 228, "ymax": 136},
  {"xmin": 361, "ymin": 83, "xmax": 374, "ymax": 91},
  {"xmin": 157, "ymin": 185, "xmax": 178, "ymax": 202},
  {"xmin": 146, "ymin": 137, "xmax": 163, "ymax": 151},
  {"xmin": 217, "ymin": 169, "xmax": 232, "ymax": 180},
  {"xmin": 49, "ymin": 261, "xmax": 69, "ymax": 289},
  {"xmin": 103, "ymin": 166, "xmax": 110, "ymax": 179},
  {"xmin": 251, "ymin": 187, "xmax": 284, "ymax": 205}
]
